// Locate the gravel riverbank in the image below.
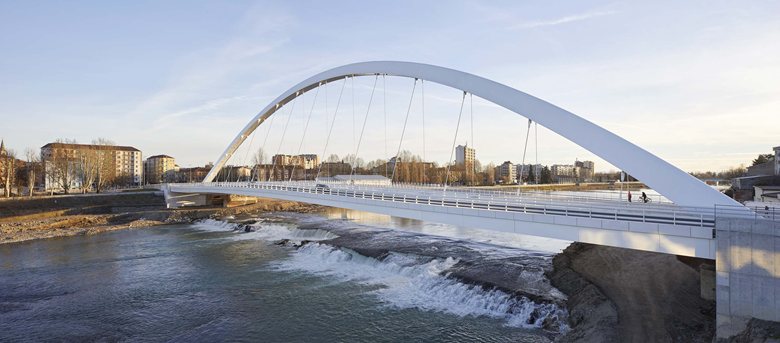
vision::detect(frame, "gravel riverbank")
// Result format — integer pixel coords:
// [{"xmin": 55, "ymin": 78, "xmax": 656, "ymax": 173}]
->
[{"xmin": 0, "ymin": 192, "xmax": 318, "ymax": 244}]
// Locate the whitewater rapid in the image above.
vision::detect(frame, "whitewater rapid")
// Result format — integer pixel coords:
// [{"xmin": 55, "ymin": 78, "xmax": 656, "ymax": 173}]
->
[{"xmin": 192, "ymin": 217, "xmax": 569, "ymax": 333}]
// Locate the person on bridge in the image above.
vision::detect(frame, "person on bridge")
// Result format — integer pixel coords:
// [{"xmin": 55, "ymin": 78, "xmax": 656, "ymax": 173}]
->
[{"xmin": 628, "ymin": 190, "xmax": 632, "ymax": 202}]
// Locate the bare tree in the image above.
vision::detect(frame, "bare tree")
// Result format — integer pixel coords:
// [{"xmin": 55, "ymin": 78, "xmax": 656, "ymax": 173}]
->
[
  {"xmin": 25, "ymin": 148, "xmax": 39, "ymax": 197},
  {"xmin": 252, "ymin": 147, "xmax": 267, "ymax": 165},
  {"xmin": 93, "ymin": 138, "xmax": 115, "ymax": 193},
  {"xmin": 3, "ymin": 149, "xmax": 16, "ymax": 197},
  {"xmin": 46, "ymin": 138, "xmax": 79, "ymax": 195}
]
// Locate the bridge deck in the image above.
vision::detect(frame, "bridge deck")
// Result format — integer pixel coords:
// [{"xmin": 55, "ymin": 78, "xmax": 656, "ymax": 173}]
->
[{"xmin": 167, "ymin": 181, "xmax": 720, "ymax": 258}]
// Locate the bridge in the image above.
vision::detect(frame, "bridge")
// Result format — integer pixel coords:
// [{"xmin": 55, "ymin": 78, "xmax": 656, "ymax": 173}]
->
[{"xmin": 164, "ymin": 61, "xmax": 779, "ymax": 337}]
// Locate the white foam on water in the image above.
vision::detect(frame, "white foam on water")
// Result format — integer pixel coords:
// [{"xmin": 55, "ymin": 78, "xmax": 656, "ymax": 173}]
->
[
  {"xmin": 191, "ymin": 219, "xmax": 240, "ymax": 232},
  {"xmin": 273, "ymin": 243, "xmax": 568, "ymax": 331},
  {"xmin": 190, "ymin": 219, "xmax": 338, "ymax": 242}
]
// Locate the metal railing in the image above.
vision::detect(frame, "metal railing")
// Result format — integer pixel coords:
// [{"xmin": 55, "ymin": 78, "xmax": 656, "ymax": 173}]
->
[
  {"xmin": 715, "ymin": 204, "xmax": 780, "ymax": 222},
  {"xmin": 170, "ymin": 181, "xmax": 718, "ymax": 228}
]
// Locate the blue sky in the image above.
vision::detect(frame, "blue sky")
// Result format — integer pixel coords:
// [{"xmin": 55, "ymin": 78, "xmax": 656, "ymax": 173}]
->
[{"xmin": 1, "ymin": 1, "xmax": 778, "ymax": 172}]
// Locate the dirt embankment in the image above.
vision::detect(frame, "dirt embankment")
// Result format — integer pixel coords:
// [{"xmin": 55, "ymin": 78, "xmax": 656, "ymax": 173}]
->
[
  {"xmin": 0, "ymin": 192, "xmax": 318, "ymax": 244},
  {"xmin": 547, "ymin": 242, "xmax": 715, "ymax": 342}
]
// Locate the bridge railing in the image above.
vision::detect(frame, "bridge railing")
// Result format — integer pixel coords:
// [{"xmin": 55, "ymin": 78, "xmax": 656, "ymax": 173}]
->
[
  {"xmin": 715, "ymin": 204, "xmax": 780, "ymax": 222},
  {"xmin": 226, "ymin": 179, "xmax": 673, "ymax": 207},
  {"xmin": 171, "ymin": 181, "xmax": 716, "ymax": 228}
]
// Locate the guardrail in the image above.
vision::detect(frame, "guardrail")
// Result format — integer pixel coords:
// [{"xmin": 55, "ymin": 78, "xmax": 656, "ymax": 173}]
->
[
  {"xmin": 169, "ymin": 181, "xmax": 717, "ymax": 228},
  {"xmin": 715, "ymin": 204, "xmax": 779, "ymax": 222}
]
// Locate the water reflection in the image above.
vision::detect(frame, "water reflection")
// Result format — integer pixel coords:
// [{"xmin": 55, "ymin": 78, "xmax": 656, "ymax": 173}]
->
[{"xmin": 316, "ymin": 207, "xmax": 572, "ymax": 254}]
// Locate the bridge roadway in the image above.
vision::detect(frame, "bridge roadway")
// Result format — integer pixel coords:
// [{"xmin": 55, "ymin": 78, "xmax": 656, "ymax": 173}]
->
[{"xmin": 166, "ymin": 181, "xmax": 718, "ymax": 259}]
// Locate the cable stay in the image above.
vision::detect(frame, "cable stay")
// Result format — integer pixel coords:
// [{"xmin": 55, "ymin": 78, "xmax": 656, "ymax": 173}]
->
[
  {"xmin": 348, "ymin": 75, "xmax": 379, "ymax": 183},
  {"xmin": 443, "ymin": 91, "xmax": 467, "ymax": 193},
  {"xmin": 239, "ymin": 121, "xmax": 258, "ymax": 182},
  {"xmin": 351, "ymin": 76, "xmax": 356, "ymax": 157},
  {"xmin": 289, "ymin": 84, "xmax": 320, "ymax": 181},
  {"xmin": 383, "ymin": 74, "xmax": 388, "ymax": 178},
  {"xmin": 315, "ymin": 79, "xmax": 347, "ymax": 181},
  {"xmin": 390, "ymin": 78, "xmax": 419, "ymax": 183},
  {"xmin": 469, "ymin": 93, "xmax": 475, "ymax": 186},
  {"xmin": 535, "ymin": 122, "xmax": 539, "ymax": 179},
  {"xmin": 517, "ymin": 118, "xmax": 533, "ymax": 195},
  {"xmin": 270, "ymin": 93, "xmax": 298, "ymax": 181},
  {"xmin": 421, "ymin": 79, "xmax": 427, "ymax": 184}
]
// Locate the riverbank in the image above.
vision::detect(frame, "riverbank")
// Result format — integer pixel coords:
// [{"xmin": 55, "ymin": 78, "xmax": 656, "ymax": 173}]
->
[
  {"xmin": 547, "ymin": 242, "xmax": 715, "ymax": 342},
  {"xmin": 0, "ymin": 192, "xmax": 319, "ymax": 244}
]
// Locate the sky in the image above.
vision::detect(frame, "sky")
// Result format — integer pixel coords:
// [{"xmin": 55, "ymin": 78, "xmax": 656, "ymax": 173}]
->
[{"xmin": 1, "ymin": 1, "xmax": 778, "ymax": 173}]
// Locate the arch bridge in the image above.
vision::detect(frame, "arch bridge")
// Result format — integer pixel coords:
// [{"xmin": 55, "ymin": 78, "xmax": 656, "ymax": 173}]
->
[
  {"xmin": 163, "ymin": 61, "xmax": 763, "ymax": 261},
  {"xmin": 166, "ymin": 62, "xmax": 780, "ymax": 337}
]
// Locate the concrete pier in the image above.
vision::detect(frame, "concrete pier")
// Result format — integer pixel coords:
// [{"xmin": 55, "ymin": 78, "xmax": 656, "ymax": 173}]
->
[{"xmin": 715, "ymin": 215, "xmax": 780, "ymax": 339}]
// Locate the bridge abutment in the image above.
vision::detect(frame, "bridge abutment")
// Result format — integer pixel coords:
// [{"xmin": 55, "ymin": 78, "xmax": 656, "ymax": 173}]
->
[{"xmin": 715, "ymin": 217, "xmax": 780, "ymax": 339}]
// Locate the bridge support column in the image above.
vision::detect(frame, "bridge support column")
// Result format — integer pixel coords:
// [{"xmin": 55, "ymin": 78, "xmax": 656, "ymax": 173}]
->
[{"xmin": 715, "ymin": 217, "xmax": 780, "ymax": 339}]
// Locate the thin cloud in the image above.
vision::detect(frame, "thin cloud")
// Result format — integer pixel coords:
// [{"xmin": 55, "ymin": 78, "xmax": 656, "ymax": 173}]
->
[{"xmin": 511, "ymin": 10, "xmax": 618, "ymax": 29}]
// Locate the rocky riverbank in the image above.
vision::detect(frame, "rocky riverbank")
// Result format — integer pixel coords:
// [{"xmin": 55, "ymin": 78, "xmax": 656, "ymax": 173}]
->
[
  {"xmin": 0, "ymin": 192, "xmax": 319, "ymax": 244},
  {"xmin": 547, "ymin": 242, "xmax": 716, "ymax": 342}
]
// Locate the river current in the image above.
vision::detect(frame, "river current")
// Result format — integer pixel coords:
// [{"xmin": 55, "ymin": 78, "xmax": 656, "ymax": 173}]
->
[{"xmin": 0, "ymin": 209, "xmax": 571, "ymax": 342}]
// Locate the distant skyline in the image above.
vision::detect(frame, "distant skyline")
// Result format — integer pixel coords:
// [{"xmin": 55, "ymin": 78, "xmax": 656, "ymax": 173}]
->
[{"xmin": 1, "ymin": 1, "xmax": 778, "ymax": 172}]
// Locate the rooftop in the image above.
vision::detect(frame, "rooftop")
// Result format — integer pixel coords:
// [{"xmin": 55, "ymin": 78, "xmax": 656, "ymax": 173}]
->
[
  {"xmin": 41, "ymin": 142, "xmax": 140, "ymax": 152},
  {"xmin": 146, "ymin": 154, "xmax": 174, "ymax": 160}
]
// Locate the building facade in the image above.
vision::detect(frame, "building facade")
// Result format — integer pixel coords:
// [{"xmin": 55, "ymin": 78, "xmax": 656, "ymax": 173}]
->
[
  {"xmin": 144, "ymin": 155, "xmax": 175, "ymax": 184},
  {"xmin": 494, "ymin": 161, "xmax": 517, "ymax": 184},
  {"xmin": 575, "ymin": 160, "xmax": 595, "ymax": 181},
  {"xmin": 516, "ymin": 163, "xmax": 543, "ymax": 182},
  {"xmin": 551, "ymin": 164, "xmax": 578, "ymax": 183},
  {"xmin": 272, "ymin": 154, "xmax": 320, "ymax": 170},
  {"xmin": 775, "ymin": 146, "xmax": 780, "ymax": 176},
  {"xmin": 174, "ymin": 164, "xmax": 213, "ymax": 183},
  {"xmin": 455, "ymin": 144, "xmax": 475, "ymax": 169},
  {"xmin": 41, "ymin": 142, "xmax": 142, "ymax": 191}
]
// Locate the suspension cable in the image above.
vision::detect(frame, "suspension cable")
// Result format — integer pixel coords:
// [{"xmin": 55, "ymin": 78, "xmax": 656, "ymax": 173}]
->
[
  {"xmin": 271, "ymin": 93, "xmax": 298, "ymax": 181},
  {"xmin": 390, "ymin": 78, "xmax": 418, "ymax": 183},
  {"xmin": 240, "ymin": 124, "xmax": 257, "ymax": 182},
  {"xmin": 444, "ymin": 91, "xmax": 467, "ymax": 192},
  {"xmin": 351, "ymin": 76, "xmax": 356, "ymax": 156},
  {"xmin": 517, "ymin": 118, "xmax": 533, "ymax": 195},
  {"xmin": 421, "ymin": 79, "xmax": 426, "ymax": 184},
  {"xmin": 535, "ymin": 122, "xmax": 538, "ymax": 181},
  {"xmin": 383, "ymin": 74, "xmax": 388, "ymax": 178},
  {"xmin": 289, "ymin": 84, "xmax": 320, "ymax": 181},
  {"xmin": 251, "ymin": 103, "xmax": 279, "ymax": 182},
  {"xmin": 470, "ymin": 93, "xmax": 475, "ymax": 186},
  {"xmin": 349, "ymin": 75, "xmax": 379, "ymax": 182},
  {"xmin": 316, "ymin": 79, "xmax": 347, "ymax": 180}
]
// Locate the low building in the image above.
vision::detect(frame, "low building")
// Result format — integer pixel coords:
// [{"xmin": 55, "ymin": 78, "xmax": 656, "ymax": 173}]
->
[
  {"xmin": 754, "ymin": 185, "xmax": 780, "ymax": 203},
  {"xmin": 144, "ymin": 155, "xmax": 175, "ymax": 184},
  {"xmin": 551, "ymin": 164, "xmax": 578, "ymax": 183},
  {"xmin": 747, "ymin": 161, "xmax": 775, "ymax": 177},
  {"xmin": 41, "ymin": 142, "xmax": 142, "ymax": 191},
  {"xmin": 319, "ymin": 162, "xmax": 352, "ymax": 177},
  {"xmin": 272, "ymin": 154, "xmax": 320, "ymax": 170},
  {"xmin": 214, "ymin": 165, "xmax": 252, "ymax": 182},
  {"xmin": 516, "ymin": 163, "xmax": 542, "ymax": 182},
  {"xmin": 174, "ymin": 164, "xmax": 212, "ymax": 183}
]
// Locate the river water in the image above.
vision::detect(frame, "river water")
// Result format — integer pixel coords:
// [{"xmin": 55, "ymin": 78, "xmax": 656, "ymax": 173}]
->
[{"xmin": 0, "ymin": 209, "xmax": 571, "ymax": 342}]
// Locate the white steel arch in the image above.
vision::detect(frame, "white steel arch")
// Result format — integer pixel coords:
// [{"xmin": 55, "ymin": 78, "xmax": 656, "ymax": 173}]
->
[{"xmin": 205, "ymin": 61, "xmax": 738, "ymax": 208}]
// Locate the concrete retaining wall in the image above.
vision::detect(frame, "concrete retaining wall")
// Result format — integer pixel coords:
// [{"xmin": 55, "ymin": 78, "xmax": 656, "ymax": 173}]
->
[{"xmin": 716, "ymin": 217, "xmax": 780, "ymax": 339}]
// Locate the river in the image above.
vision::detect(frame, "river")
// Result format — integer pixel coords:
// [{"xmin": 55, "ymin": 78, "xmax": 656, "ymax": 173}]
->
[{"xmin": 0, "ymin": 208, "xmax": 572, "ymax": 342}]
